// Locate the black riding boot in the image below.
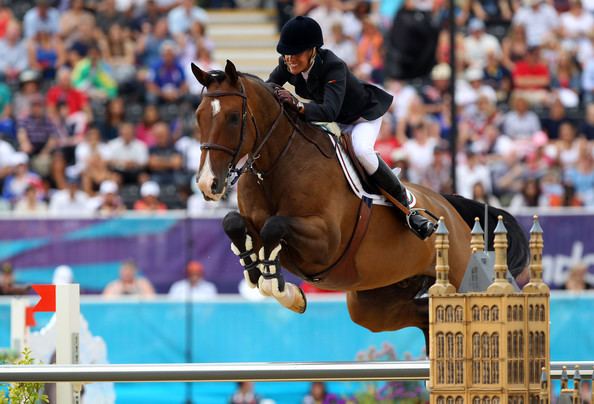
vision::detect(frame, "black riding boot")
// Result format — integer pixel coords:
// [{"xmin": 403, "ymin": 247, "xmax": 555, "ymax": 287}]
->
[{"xmin": 370, "ymin": 157, "xmax": 436, "ymax": 240}]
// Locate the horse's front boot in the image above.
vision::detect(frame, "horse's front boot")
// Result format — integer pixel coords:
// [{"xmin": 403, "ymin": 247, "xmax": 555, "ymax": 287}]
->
[
  {"xmin": 223, "ymin": 212, "xmax": 261, "ymax": 288},
  {"xmin": 258, "ymin": 245, "xmax": 307, "ymax": 313}
]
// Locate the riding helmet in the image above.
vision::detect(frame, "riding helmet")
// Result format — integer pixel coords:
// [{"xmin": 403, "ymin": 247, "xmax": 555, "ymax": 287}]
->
[{"xmin": 276, "ymin": 16, "xmax": 324, "ymax": 55}]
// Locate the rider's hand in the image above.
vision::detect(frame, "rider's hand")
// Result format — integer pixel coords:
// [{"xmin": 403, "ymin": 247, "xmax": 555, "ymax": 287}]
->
[{"xmin": 275, "ymin": 88, "xmax": 301, "ymax": 112}]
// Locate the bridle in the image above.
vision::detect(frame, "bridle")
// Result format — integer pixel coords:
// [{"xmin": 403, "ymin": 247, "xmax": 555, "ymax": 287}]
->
[{"xmin": 200, "ymin": 78, "xmax": 288, "ymax": 185}]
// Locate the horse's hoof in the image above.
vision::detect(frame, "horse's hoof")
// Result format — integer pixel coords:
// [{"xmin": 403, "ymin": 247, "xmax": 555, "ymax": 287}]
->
[{"xmin": 287, "ymin": 284, "xmax": 307, "ymax": 314}]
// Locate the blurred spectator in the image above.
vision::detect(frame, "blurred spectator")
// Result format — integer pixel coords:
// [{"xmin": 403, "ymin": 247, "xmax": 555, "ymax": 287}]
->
[
  {"xmin": 95, "ymin": 0, "xmax": 129, "ymax": 34},
  {"xmin": 175, "ymin": 125, "xmax": 201, "ymax": 174},
  {"xmin": 578, "ymin": 102, "xmax": 594, "ymax": 140},
  {"xmin": 131, "ymin": 0, "xmax": 161, "ymax": 33},
  {"xmin": 483, "ymin": 50, "xmax": 512, "ymax": 102},
  {"xmin": 72, "ymin": 44, "xmax": 118, "ymax": 102},
  {"xmin": 135, "ymin": 17, "xmax": 170, "ymax": 71},
  {"xmin": 46, "ymin": 67, "xmax": 90, "ymax": 137},
  {"xmin": 458, "ymin": 68, "xmax": 497, "ymax": 107},
  {"xmin": 73, "ymin": 125, "xmax": 110, "ymax": 177},
  {"xmin": 0, "ymin": 21, "xmax": 29, "ymax": 84},
  {"xmin": 541, "ymin": 98, "xmax": 573, "ymax": 141},
  {"xmin": 0, "ymin": 136, "xmax": 15, "ymax": 184},
  {"xmin": 456, "ymin": 152, "xmax": 492, "ymax": 198},
  {"xmin": 421, "ymin": 63, "xmax": 451, "ymax": 117},
  {"xmin": 102, "ymin": 260, "xmax": 155, "ymax": 298},
  {"xmin": 325, "ymin": 22, "xmax": 357, "ymax": 68},
  {"xmin": 1, "ymin": 152, "xmax": 41, "ymax": 205},
  {"xmin": 402, "ymin": 118, "xmax": 439, "ymax": 184},
  {"xmin": 501, "ymin": 24, "xmax": 529, "ymax": 71},
  {"xmin": 562, "ymin": 262, "xmax": 592, "ymax": 290},
  {"xmin": 354, "ymin": 17, "xmax": 383, "ymax": 84},
  {"xmin": 168, "ymin": 260, "xmax": 217, "ymax": 300},
  {"xmin": 558, "ymin": 0, "xmax": 593, "ymax": 52},
  {"xmin": 0, "ymin": 262, "xmax": 29, "ymax": 295},
  {"xmin": 472, "ymin": 181, "xmax": 502, "ymax": 206},
  {"xmin": 107, "ymin": 122, "xmax": 148, "ymax": 185},
  {"xmin": 146, "ymin": 41, "xmax": 188, "ymax": 105},
  {"xmin": 14, "ymin": 69, "xmax": 42, "ymax": 121},
  {"xmin": 167, "ymin": 0, "xmax": 208, "ymax": 38},
  {"xmin": 147, "ymin": 122, "xmax": 183, "ymax": 186},
  {"xmin": 460, "ymin": 95, "xmax": 502, "ymax": 151},
  {"xmin": 229, "ymin": 381, "xmax": 262, "ymax": 404},
  {"xmin": 471, "ymin": 0, "xmax": 513, "ymax": 28},
  {"xmin": 58, "ymin": 0, "xmax": 96, "ymax": 45},
  {"xmin": 135, "ymin": 104, "xmax": 161, "ymax": 147},
  {"xmin": 48, "ymin": 175, "xmax": 91, "ymax": 214},
  {"xmin": 551, "ymin": 50, "xmax": 581, "ymax": 107},
  {"xmin": 23, "ymin": 0, "xmax": 60, "ymax": 39},
  {"xmin": 511, "ymin": 45, "xmax": 551, "ymax": 105},
  {"xmin": 99, "ymin": 97, "xmax": 126, "ymax": 142},
  {"xmin": 185, "ymin": 41, "xmax": 221, "ymax": 101},
  {"xmin": 548, "ymin": 182, "xmax": 583, "ymax": 206},
  {"xmin": 92, "ymin": 179, "xmax": 125, "ymax": 215},
  {"xmin": 17, "ymin": 94, "xmax": 58, "ymax": 177},
  {"xmin": 302, "ymin": 381, "xmax": 343, "ymax": 404},
  {"xmin": 549, "ymin": 120, "xmax": 582, "ymax": 168},
  {"xmin": 508, "ymin": 177, "xmax": 546, "ymax": 208},
  {"xmin": 374, "ymin": 116, "xmax": 399, "ymax": 167},
  {"xmin": 422, "ymin": 145, "xmax": 452, "ymax": 193},
  {"xmin": 308, "ymin": 0, "xmax": 361, "ymax": 42},
  {"xmin": 396, "ymin": 96, "xmax": 431, "ymax": 143},
  {"xmin": 564, "ymin": 145, "xmax": 594, "ymax": 205},
  {"xmin": 14, "ymin": 184, "xmax": 48, "ymax": 214},
  {"xmin": 0, "ymin": 0, "xmax": 13, "ymax": 40},
  {"xmin": 27, "ymin": 30, "xmax": 66, "ymax": 80},
  {"xmin": 80, "ymin": 144, "xmax": 116, "ymax": 197},
  {"xmin": 464, "ymin": 19, "xmax": 502, "ymax": 70},
  {"xmin": 502, "ymin": 93, "xmax": 541, "ymax": 140},
  {"xmin": 0, "ymin": 80, "xmax": 14, "ymax": 142},
  {"xmin": 134, "ymin": 180, "xmax": 167, "ymax": 211},
  {"xmin": 100, "ymin": 23, "xmax": 135, "ymax": 88},
  {"xmin": 512, "ymin": 0, "xmax": 559, "ymax": 47}
]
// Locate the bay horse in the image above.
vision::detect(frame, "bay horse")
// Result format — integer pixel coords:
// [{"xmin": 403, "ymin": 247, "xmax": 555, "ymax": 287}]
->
[{"xmin": 192, "ymin": 60, "xmax": 528, "ymax": 344}]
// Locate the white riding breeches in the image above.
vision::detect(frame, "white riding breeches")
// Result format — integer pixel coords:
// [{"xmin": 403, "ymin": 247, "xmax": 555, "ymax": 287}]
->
[{"xmin": 338, "ymin": 117, "xmax": 383, "ymax": 175}]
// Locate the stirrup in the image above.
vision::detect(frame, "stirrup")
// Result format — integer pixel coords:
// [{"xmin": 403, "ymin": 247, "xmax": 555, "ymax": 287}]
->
[{"xmin": 406, "ymin": 208, "xmax": 438, "ymax": 240}]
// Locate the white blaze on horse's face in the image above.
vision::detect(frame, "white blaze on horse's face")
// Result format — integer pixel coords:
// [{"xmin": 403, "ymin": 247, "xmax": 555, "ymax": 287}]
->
[
  {"xmin": 197, "ymin": 151, "xmax": 225, "ymax": 201},
  {"xmin": 211, "ymin": 99, "xmax": 221, "ymax": 116}
]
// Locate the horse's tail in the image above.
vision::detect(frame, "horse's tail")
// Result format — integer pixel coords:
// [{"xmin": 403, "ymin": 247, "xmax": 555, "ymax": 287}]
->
[{"xmin": 441, "ymin": 194, "xmax": 529, "ymax": 278}]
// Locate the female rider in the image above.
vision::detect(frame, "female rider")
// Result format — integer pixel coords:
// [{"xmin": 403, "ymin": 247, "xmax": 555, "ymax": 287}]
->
[{"xmin": 267, "ymin": 16, "xmax": 435, "ymax": 240}]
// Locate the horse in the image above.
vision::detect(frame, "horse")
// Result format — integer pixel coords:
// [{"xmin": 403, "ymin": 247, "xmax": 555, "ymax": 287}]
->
[{"xmin": 191, "ymin": 60, "xmax": 529, "ymax": 345}]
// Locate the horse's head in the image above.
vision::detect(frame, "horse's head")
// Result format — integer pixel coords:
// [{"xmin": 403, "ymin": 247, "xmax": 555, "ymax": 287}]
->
[{"xmin": 192, "ymin": 60, "xmax": 256, "ymax": 201}]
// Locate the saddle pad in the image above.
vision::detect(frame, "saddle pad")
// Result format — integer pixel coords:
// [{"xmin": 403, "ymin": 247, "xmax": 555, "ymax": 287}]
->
[{"xmin": 328, "ymin": 134, "xmax": 416, "ymax": 208}]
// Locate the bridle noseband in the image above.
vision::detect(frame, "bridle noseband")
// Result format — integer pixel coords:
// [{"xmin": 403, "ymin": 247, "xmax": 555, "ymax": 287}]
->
[{"xmin": 200, "ymin": 79, "xmax": 286, "ymax": 185}]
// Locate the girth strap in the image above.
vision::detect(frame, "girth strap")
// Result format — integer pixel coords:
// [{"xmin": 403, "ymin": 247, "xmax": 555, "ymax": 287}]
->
[{"xmin": 305, "ymin": 196, "xmax": 373, "ymax": 283}]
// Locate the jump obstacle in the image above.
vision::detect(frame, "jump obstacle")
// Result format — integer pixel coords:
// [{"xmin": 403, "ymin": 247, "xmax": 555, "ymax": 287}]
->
[{"xmin": 1, "ymin": 215, "xmax": 590, "ymax": 402}]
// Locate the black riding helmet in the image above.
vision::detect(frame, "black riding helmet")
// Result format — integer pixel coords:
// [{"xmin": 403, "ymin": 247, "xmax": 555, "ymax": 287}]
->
[{"xmin": 276, "ymin": 16, "xmax": 323, "ymax": 55}]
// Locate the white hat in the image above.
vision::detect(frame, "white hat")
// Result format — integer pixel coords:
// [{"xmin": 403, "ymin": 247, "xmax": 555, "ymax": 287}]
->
[
  {"xmin": 431, "ymin": 63, "xmax": 451, "ymax": 80},
  {"xmin": 465, "ymin": 68, "xmax": 483, "ymax": 82},
  {"xmin": 100, "ymin": 180, "xmax": 118, "ymax": 195},
  {"xmin": 141, "ymin": 181, "xmax": 160, "ymax": 197},
  {"xmin": 11, "ymin": 152, "xmax": 29, "ymax": 166},
  {"xmin": 52, "ymin": 265, "xmax": 73, "ymax": 285}
]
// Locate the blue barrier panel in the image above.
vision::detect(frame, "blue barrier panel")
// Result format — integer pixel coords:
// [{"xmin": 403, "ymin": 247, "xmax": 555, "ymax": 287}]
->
[{"xmin": 1, "ymin": 293, "xmax": 594, "ymax": 403}]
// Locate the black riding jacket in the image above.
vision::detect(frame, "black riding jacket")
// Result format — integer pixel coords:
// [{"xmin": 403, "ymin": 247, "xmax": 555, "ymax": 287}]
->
[{"xmin": 267, "ymin": 48, "xmax": 393, "ymax": 124}]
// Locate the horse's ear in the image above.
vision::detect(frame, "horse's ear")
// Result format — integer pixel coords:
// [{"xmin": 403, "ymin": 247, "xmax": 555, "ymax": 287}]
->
[
  {"xmin": 225, "ymin": 60, "xmax": 239, "ymax": 85},
  {"xmin": 191, "ymin": 63, "xmax": 211, "ymax": 87}
]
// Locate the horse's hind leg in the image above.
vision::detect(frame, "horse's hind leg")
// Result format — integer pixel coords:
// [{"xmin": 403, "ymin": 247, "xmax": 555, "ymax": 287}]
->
[
  {"xmin": 347, "ymin": 279, "xmax": 431, "ymax": 356},
  {"xmin": 258, "ymin": 216, "xmax": 308, "ymax": 314},
  {"xmin": 222, "ymin": 211, "xmax": 262, "ymax": 290}
]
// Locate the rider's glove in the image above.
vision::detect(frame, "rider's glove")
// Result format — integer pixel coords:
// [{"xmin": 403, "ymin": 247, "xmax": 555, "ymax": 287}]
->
[{"xmin": 275, "ymin": 88, "xmax": 303, "ymax": 113}]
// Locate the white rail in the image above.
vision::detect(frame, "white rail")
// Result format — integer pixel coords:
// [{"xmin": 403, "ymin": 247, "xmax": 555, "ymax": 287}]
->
[{"xmin": 0, "ymin": 361, "xmax": 591, "ymax": 383}]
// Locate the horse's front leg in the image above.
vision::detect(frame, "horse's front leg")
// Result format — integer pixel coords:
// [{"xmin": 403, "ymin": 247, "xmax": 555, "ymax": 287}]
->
[
  {"xmin": 222, "ymin": 211, "xmax": 262, "ymax": 290},
  {"xmin": 258, "ymin": 215, "xmax": 332, "ymax": 314}
]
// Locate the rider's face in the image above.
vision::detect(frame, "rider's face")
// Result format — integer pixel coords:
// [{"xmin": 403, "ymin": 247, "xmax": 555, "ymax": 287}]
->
[{"xmin": 284, "ymin": 49, "xmax": 314, "ymax": 75}]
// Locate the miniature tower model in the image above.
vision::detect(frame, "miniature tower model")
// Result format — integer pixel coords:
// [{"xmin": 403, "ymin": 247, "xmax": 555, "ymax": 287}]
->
[
  {"xmin": 470, "ymin": 217, "xmax": 485, "ymax": 253},
  {"xmin": 429, "ymin": 215, "xmax": 550, "ymax": 403}
]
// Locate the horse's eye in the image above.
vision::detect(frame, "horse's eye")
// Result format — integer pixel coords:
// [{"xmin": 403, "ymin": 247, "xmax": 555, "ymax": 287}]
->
[{"xmin": 228, "ymin": 112, "xmax": 240, "ymax": 126}]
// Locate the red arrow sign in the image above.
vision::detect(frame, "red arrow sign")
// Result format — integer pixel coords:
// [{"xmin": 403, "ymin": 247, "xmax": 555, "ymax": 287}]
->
[
  {"xmin": 31, "ymin": 284, "xmax": 56, "ymax": 312},
  {"xmin": 25, "ymin": 306, "xmax": 36, "ymax": 327}
]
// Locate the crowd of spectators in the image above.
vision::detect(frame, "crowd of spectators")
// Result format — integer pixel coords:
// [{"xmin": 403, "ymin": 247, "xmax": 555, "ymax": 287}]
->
[
  {"xmin": 0, "ymin": 0, "xmax": 220, "ymax": 215},
  {"xmin": 0, "ymin": 0, "xmax": 594, "ymax": 215}
]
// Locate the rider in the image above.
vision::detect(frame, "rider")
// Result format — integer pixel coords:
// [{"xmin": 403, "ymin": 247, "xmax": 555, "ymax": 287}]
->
[{"xmin": 267, "ymin": 16, "xmax": 436, "ymax": 240}]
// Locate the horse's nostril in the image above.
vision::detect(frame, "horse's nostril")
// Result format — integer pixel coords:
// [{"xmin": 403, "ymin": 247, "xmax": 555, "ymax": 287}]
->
[{"xmin": 211, "ymin": 178, "xmax": 218, "ymax": 193}]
